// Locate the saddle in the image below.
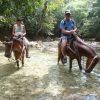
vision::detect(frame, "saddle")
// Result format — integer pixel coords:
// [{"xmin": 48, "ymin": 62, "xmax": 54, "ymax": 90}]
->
[{"xmin": 12, "ymin": 35, "xmax": 24, "ymax": 45}]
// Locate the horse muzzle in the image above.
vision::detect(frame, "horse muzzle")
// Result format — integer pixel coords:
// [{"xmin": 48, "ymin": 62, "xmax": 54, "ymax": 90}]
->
[
  {"xmin": 4, "ymin": 52, "xmax": 11, "ymax": 58},
  {"xmin": 85, "ymin": 55, "xmax": 100, "ymax": 73}
]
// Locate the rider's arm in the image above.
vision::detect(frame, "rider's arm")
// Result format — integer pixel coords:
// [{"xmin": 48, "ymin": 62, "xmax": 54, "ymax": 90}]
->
[
  {"xmin": 70, "ymin": 28, "xmax": 77, "ymax": 34},
  {"xmin": 61, "ymin": 28, "xmax": 72, "ymax": 34},
  {"xmin": 23, "ymin": 25, "xmax": 26, "ymax": 36},
  {"xmin": 12, "ymin": 26, "xmax": 15, "ymax": 36}
]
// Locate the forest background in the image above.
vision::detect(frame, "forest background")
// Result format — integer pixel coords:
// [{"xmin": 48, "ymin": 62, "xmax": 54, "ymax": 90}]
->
[{"xmin": 0, "ymin": 0, "xmax": 100, "ymax": 40}]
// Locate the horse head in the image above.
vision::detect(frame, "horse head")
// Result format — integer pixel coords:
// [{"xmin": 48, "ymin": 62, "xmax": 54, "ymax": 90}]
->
[
  {"xmin": 74, "ymin": 40, "xmax": 100, "ymax": 73},
  {"xmin": 3, "ymin": 36, "xmax": 13, "ymax": 58},
  {"xmin": 64, "ymin": 39, "xmax": 100, "ymax": 73},
  {"xmin": 85, "ymin": 55, "xmax": 100, "ymax": 73}
]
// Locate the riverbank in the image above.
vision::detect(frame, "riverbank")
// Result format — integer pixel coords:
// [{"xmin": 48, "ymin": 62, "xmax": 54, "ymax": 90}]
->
[{"xmin": 0, "ymin": 40, "xmax": 100, "ymax": 52}]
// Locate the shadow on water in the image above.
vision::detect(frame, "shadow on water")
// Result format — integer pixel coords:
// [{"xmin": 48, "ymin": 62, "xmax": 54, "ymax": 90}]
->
[{"xmin": 0, "ymin": 63, "xmax": 18, "ymax": 78}]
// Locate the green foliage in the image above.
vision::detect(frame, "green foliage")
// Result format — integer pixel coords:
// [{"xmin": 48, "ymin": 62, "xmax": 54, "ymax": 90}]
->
[
  {"xmin": 85, "ymin": 0, "xmax": 100, "ymax": 37},
  {"xmin": 0, "ymin": 0, "xmax": 100, "ymax": 39},
  {"xmin": 0, "ymin": 0, "xmax": 65, "ymax": 38}
]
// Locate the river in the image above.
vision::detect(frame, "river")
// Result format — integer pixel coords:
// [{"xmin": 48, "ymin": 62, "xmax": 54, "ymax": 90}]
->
[{"xmin": 0, "ymin": 42, "xmax": 100, "ymax": 100}]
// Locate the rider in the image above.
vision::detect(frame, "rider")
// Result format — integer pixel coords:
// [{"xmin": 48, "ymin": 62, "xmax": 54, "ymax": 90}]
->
[
  {"xmin": 12, "ymin": 18, "xmax": 30, "ymax": 58},
  {"xmin": 60, "ymin": 10, "xmax": 78, "ymax": 63}
]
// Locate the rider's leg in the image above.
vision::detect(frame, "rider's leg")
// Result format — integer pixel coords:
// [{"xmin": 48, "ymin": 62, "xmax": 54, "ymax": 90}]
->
[
  {"xmin": 23, "ymin": 37, "xmax": 30, "ymax": 58},
  {"xmin": 61, "ymin": 36, "xmax": 68, "ymax": 63},
  {"xmin": 26, "ymin": 45, "xmax": 30, "ymax": 58},
  {"xmin": 61, "ymin": 40, "xmax": 67, "ymax": 55}
]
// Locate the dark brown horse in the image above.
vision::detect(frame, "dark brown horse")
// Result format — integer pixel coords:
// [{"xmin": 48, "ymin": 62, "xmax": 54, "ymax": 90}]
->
[
  {"xmin": 4, "ymin": 36, "xmax": 25, "ymax": 68},
  {"xmin": 58, "ymin": 38, "xmax": 100, "ymax": 73}
]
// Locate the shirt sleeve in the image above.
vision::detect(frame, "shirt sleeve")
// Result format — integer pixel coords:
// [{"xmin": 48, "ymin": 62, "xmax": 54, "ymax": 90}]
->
[{"xmin": 60, "ymin": 20, "xmax": 65, "ymax": 29}]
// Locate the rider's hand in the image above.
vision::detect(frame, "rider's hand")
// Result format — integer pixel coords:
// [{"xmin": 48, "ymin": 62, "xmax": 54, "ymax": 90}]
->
[
  {"xmin": 22, "ymin": 34, "xmax": 25, "ymax": 37},
  {"xmin": 23, "ymin": 32, "xmax": 26, "ymax": 36},
  {"xmin": 70, "ymin": 30, "xmax": 75, "ymax": 33}
]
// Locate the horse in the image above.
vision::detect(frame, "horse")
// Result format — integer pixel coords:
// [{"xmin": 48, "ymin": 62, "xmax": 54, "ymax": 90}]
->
[
  {"xmin": 58, "ymin": 37, "xmax": 100, "ymax": 73},
  {"xmin": 4, "ymin": 36, "xmax": 25, "ymax": 68}
]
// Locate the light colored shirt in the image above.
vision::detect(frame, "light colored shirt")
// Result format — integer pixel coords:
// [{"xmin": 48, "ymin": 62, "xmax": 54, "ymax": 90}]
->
[{"xmin": 14, "ymin": 24, "xmax": 25, "ymax": 36}]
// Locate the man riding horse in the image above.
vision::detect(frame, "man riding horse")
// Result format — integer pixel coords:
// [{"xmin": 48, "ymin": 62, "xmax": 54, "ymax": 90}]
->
[
  {"xmin": 59, "ymin": 10, "xmax": 85, "ymax": 64},
  {"xmin": 11, "ymin": 18, "xmax": 30, "ymax": 58},
  {"xmin": 58, "ymin": 10, "xmax": 100, "ymax": 73}
]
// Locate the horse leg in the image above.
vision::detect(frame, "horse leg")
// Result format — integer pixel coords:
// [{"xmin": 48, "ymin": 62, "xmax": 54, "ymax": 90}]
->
[
  {"xmin": 58, "ymin": 48, "xmax": 65, "ymax": 65},
  {"xmin": 61, "ymin": 39, "xmax": 67, "ymax": 64},
  {"xmin": 69, "ymin": 57, "xmax": 73, "ymax": 72},
  {"xmin": 16, "ymin": 60, "xmax": 19, "ymax": 68},
  {"xmin": 14, "ymin": 51, "xmax": 20, "ymax": 69},
  {"xmin": 22, "ymin": 52, "xmax": 24, "ymax": 67},
  {"xmin": 77, "ymin": 57, "xmax": 82, "ymax": 71},
  {"xmin": 58, "ymin": 40, "xmax": 66, "ymax": 65},
  {"xmin": 22, "ymin": 57, "xmax": 24, "ymax": 67},
  {"xmin": 58, "ymin": 42, "xmax": 61, "ymax": 64}
]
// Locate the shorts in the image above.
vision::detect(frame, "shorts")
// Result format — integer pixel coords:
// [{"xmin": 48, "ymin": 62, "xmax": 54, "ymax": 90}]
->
[{"xmin": 61, "ymin": 35, "xmax": 72, "ymax": 42}]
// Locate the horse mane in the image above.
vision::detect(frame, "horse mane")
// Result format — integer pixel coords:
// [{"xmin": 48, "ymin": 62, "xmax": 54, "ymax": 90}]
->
[{"xmin": 76, "ymin": 40, "xmax": 96, "ymax": 56}]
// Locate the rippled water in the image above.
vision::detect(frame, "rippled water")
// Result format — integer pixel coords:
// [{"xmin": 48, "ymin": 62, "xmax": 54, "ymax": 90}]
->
[{"xmin": 0, "ymin": 47, "xmax": 100, "ymax": 100}]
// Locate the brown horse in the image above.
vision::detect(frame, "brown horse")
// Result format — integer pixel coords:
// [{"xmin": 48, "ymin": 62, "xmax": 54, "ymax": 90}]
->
[
  {"xmin": 4, "ymin": 36, "xmax": 25, "ymax": 68},
  {"xmin": 58, "ymin": 38, "xmax": 100, "ymax": 73}
]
